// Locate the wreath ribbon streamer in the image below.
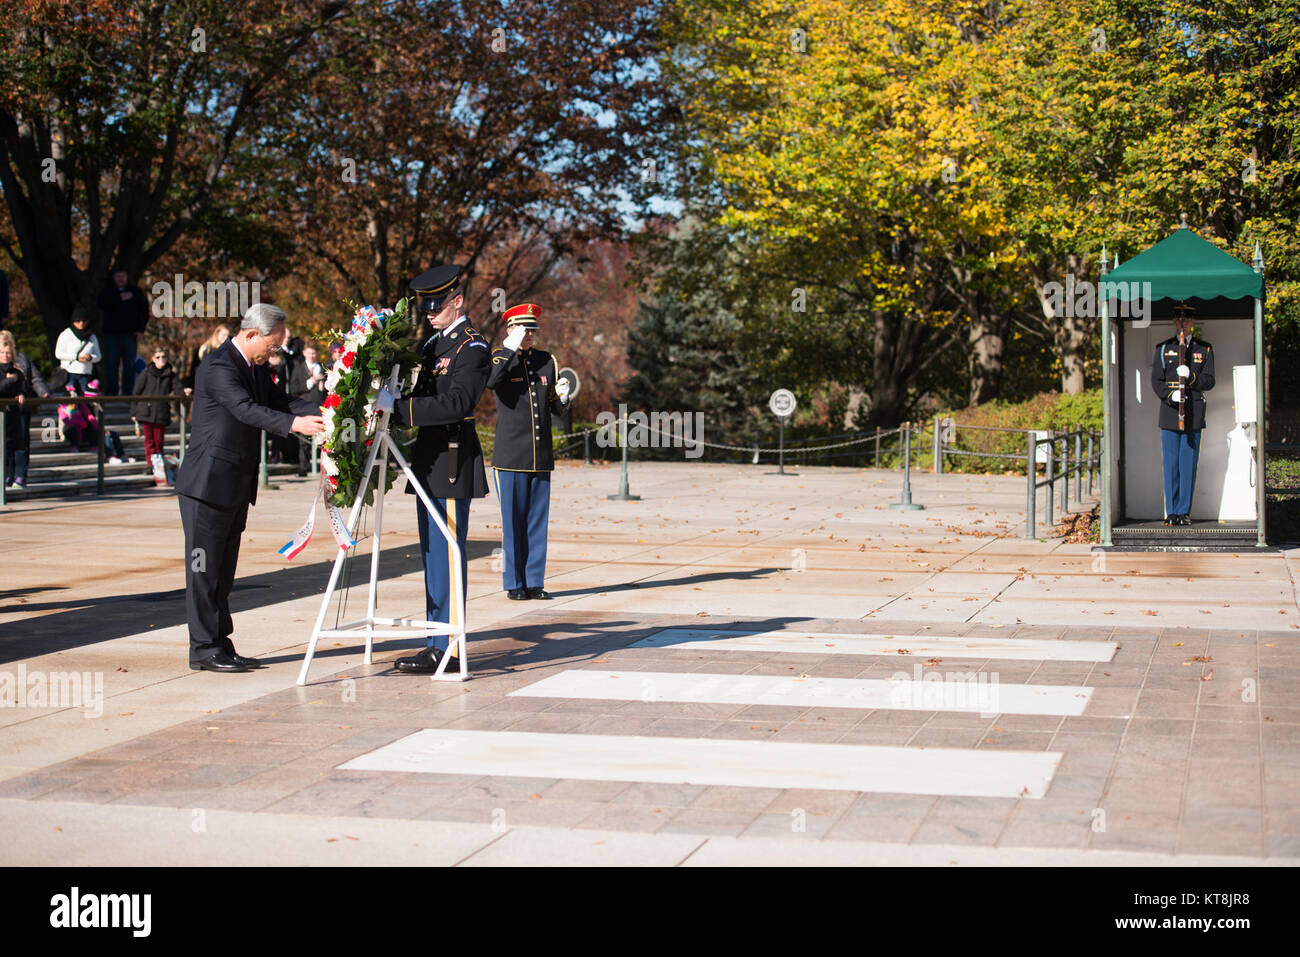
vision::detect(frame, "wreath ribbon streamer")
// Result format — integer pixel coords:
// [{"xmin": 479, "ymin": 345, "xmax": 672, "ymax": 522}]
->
[{"xmin": 278, "ymin": 471, "xmax": 357, "ymax": 559}]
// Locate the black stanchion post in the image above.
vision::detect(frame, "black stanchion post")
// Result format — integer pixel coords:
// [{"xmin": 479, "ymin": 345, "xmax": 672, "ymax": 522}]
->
[
  {"xmin": 1025, "ymin": 431, "xmax": 1036, "ymax": 539},
  {"xmin": 0, "ymin": 410, "xmax": 7, "ymax": 507},
  {"xmin": 890, "ymin": 422, "xmax": 924, "ymax": 511},
  {"xmin": 259, "ymin": 430, "xmax": 278, "ymax": 491},
  {"xmin": 607, "ymin": 419, "xmax": 639, "ymax": 501},
  {"xmin": 96, "ymin": 402, "xmax": 105, "ymax": 494},
  {"xmin": 1059, "ymin": 434, "xmax": 1068, "ymax": 513},
  {"xmin": 1044, "ymin": 438, "xmax": 1054, "ymax": 529},
  {"xmin": 1074, "ymin": 427, "xmax": 1082, "ymax": 502},
  {"xmin": 777, "ymin": 416, "xmax": 786, "ymax": 475},
  {"xmin": 583, "ymin": 431, "xmax": 591, "ymax": 465},
  {"xmin": 1087, "ymin": 431, "xmax": 1095, "ymax": 495},
  {"xmin": 874, "ymin": 427, "xmax": 880, "ymax": 468},
  {"xmin": 178, "ymin": 399, "xmax": 187, "ymax": 464}
]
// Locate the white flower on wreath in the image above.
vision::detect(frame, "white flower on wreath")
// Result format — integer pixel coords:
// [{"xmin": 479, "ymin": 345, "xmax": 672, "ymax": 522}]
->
[
  {"xmin": 321, "ymin": 451, "xmax": 339, "ymax": 476},
  {"xmin": 324, "ymin": 368, "xmax": 342, "ymax": 391}
]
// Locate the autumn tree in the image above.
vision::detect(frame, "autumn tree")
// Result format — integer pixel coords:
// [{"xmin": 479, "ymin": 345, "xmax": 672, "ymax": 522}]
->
[{"xmin": 0, "ymin": 0, "xmax": 351, "ymax": 351}]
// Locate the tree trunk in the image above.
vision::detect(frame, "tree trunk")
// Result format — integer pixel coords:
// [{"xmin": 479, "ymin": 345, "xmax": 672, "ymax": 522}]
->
[
  {"xmin": 968, "ymin": 307, "xmax": 1008, "ymax": 405},
  {"xmin": 1055, "ymin": 314, "xmax": 1087, "ymax": 394}
]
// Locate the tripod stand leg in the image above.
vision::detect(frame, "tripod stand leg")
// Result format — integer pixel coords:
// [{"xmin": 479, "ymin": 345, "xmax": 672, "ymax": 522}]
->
[
  {"xmin": 364, "ymin": 443, "xmax": 390, "ymax": 666},
  {"xmin": 297, "ymin": 542, "xmax": 351, "ymax": 686}
]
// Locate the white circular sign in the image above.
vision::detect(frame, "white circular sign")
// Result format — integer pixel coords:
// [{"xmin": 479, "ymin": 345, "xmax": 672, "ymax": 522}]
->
[{"xmin": 769, "ymin": 389, "xmax": 797, "ymax": 418}]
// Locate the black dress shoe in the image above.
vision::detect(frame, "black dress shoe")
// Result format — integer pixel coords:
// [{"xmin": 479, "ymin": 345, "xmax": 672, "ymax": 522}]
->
[
  {"xmin": 1179, "ymin": 514, "xmax": 1192, "ymax": 526},
  {"xmin": 190, "ymin": 652, "xmax": 251, "ymax": 673},
  {"xmin": 1163, "ymin": 515, "xmax": 1174, "ymax": 526},
  {"xmin": 506, "ymin": 588, "xmax": 529, "ymax": 600},
  {"xmin": 231, "ymin": 654, "xmax": 265, "ymax": 668},
  {"xmin": 394, "ymin": 647, "xmax": 444, "ymax": 674},
  {"xmin": 526, "ymin": 588, "xmax": 552, "ymax": 600}
]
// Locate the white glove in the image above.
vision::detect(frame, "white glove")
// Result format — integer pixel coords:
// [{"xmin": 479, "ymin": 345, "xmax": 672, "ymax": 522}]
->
[
  {"xmin": 555, "ymin": 378, "xmax": 571, "ymax": 402},
  {"xmin": 375, "ymin": 387, "xmax": 396, "ymax": 413},
  {"xmin": 1168, "ymin": 388, "xmax": 1182, "ymax": 404},
  {"xmin": 503, "ymin": 326, "xmax": 526, "ymax": 351},
  {"xmin": 1176, "ymin": 364, "xmax": 1190, "ymax": 378}
]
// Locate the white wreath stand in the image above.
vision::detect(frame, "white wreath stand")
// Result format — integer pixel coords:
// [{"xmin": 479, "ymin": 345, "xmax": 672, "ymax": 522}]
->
[{"xmin": 296, "ymin": 366, "xmax": 468, "ymax": 685}]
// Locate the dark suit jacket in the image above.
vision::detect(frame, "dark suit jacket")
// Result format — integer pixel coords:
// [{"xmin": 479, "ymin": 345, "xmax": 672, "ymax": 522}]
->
[{"xmin": 175, "ymin": 339, "xmax": 314, "ymax": 508}]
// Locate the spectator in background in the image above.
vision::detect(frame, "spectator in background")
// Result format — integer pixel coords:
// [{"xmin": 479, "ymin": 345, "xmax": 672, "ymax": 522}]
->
[
  {"xmin": 132, "ymin": 345, "xmax": 180, "ymax": 487},
  {"xmin": 279, "ymin": 323, "xmax": 303, "ymax": 378},
  {"xmin": 0, "ymin": 330, "xmax": 51, "ymax": 488},
  {"xmin": 55, "ymin": 306, "xmax": 101, "ymax": 395},
  {"xmin": 82, "ymin": 378, "xmax": 126, "ymax": 462},
  {"xmin": 57, "ymin": 384, "xmax": 97, "ymax": 452},
  {"xmin": 184, "ymin": 324, "xmax": 230, "ymax": 393},
  {"xmin": 96, "ymin": 266, "xmax": 149, "ymax": 396},
  {"xmin": 266, "ymin": 350, "xmax": 295, "ymax": 464},
  {"xmin": 289, "ymin": 341, "xmax": 326, "ymax": 475}
]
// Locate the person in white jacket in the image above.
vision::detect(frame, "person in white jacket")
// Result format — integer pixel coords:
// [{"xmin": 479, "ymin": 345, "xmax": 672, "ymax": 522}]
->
[{"xmin": 54, "ymin": 307, "xmax": 101, "ymax": 395}]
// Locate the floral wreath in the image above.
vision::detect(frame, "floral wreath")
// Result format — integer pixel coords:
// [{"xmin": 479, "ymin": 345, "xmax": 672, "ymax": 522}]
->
[{"xmin": 280, "ymin": 299, "xmax": 421, "ymax": 559}]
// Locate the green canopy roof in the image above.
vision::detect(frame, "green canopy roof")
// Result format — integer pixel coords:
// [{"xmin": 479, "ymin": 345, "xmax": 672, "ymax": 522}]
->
[{"xmin": 1102, "ymin": 227, "xmax": 1263, "ymax": 302}]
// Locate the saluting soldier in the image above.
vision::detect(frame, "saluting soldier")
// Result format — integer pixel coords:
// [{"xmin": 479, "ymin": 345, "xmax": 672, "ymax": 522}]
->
[
  {"xmin": 378, "ymin": 265, "xmax": 490, "ymax": 673},
  {"xmin": 487, "ymin": 303, "xmax": 571, "ymax": 599},
  {"xmin": 1149, "ymin": 308, "xmax": 1215, "ymax": 526}
]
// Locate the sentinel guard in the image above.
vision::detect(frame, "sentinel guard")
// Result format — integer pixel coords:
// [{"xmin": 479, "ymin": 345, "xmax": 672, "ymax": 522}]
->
[{"xmin": 487, "ymin": 303, "xmax": 571, "ymax": 599}]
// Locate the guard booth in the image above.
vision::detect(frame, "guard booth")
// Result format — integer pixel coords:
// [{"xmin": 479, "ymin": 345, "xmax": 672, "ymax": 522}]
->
[{"xmin": 1098, "ymin": 224, "xmax": 1267, "ymax": 550}]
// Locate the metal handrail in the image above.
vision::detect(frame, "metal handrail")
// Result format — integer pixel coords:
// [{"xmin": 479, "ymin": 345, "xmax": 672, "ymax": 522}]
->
[
  {"xmin": 929, "ymin": 415, "xmax": 1098, "ymax": 539},
  {"xmin": 2, "ymin": 393, "xmax": 194, "ymax": 504}
]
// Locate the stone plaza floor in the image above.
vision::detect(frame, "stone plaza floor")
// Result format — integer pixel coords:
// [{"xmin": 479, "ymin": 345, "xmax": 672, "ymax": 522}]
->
[{"xmin": 1, "ymin": 461, "xmax": 1297, "ymax": 865}]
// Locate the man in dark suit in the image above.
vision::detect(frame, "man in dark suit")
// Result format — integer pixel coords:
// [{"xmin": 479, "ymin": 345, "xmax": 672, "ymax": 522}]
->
[
  {"xmin": 376, "ymin": 264, "xmax": 490, "ymax": 674},
  {"xmin": 175, "ymin": 304, "xmax": 325, "ymax": 672}
]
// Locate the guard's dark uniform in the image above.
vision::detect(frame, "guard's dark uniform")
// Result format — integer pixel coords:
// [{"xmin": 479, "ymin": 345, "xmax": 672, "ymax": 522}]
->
[
  {"xmin": 390, "ymin": 266, "xmax": 490, "ymax": 650},
  {"xmin": 488, "ymin": 303, "xmax": 570, "ymax": 596},
  {"xmin": 1149, "ymin": 331, "xmax": 1215, "ymax": 521}
]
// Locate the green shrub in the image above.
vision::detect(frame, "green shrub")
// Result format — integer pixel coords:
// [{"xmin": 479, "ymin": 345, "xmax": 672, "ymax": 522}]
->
[{"xmin": 936, "ymin": 390, "xmax": 1102, "ymax": 473}]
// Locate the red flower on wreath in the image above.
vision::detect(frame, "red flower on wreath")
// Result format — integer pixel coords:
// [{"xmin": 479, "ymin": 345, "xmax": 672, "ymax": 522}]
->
[
  {"xmin": 323, "ymin": 393, "xmax": 342, "ymax": 410},
  {"xmin": 341, "ymin": 351, "xmax": 356, "ymax": 369}
]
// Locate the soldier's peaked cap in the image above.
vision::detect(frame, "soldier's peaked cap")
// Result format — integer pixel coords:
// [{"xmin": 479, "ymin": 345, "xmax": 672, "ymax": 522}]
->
[
  {"xmin": 410, "ymin": 264, "xmax": 464, "ymax": 309},
  {"xmin": 502, "ymin": 302, "xmax": 541, "ymax": 329}
]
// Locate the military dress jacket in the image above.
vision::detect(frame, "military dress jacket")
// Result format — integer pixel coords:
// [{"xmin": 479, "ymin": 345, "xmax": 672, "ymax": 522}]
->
[
  {"xmin": 393, "ymin": 319, "xmax": 490, "ymax": 499},
  {"xmin": 1149, "ymin": 335, "xmax": 1215, "ymax": 432},
  {"xmin": 487, "ymin": 346, "xmax": 570, "ymax": 472}
]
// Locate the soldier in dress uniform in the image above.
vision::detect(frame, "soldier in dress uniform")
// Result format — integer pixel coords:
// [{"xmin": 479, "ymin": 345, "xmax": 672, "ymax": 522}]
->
[
  {"xmin": 377, "ymin": 264, "xmax": 490, "ymax": 673},
  {"xmin": 487, "ymin": 303, "xmax": 571, "ymax": 599},
  {"xmin": 1149, "ymin": 307, "xmax": 1215, "ymax": 526}
]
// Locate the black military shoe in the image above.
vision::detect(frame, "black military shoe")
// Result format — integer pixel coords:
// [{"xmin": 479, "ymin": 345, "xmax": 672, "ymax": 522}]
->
[
  {"xmin": 190, "ymin": 651, "xmax": 251, "ymax": 673},
  {"xmin": 1163, "ymin": 515, "xmax": 1173, "ymax": 526},
  {"xmin": 526, "ymin": 588, "xmax": 552, "ymax": 600},
  {"xmin": 507, "ymin": 588, "xmax": 529, "ymax": 600},
  {"xmin": 394, "ymin": 647, "xmax": 444, "ymax": 674},
  {"xmin": 1178, "ymin": 514, "xmax": 1192, "ymax": 526}
]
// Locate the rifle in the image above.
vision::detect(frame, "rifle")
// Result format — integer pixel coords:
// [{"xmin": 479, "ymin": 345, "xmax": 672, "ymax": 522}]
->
[{"xmin": 1177, "ymin": 329, "xmax": 1186, "ymax": 430}]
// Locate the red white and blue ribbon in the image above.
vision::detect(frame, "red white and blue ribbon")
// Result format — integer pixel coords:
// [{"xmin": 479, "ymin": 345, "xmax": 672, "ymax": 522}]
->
[{"xmin": 279, "ymin": 473, "xmax": 357, "ymax": 560}]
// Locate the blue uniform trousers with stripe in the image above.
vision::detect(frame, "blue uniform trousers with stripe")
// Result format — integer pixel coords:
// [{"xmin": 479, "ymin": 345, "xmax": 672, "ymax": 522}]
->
[
  {"xmin": 496, "ymin": 469, "xmax": 551, "ymax": 590},
  {"xmin": 416, "ymin": 495, "xmax": 471, "ymax": 650},
  {"xmin": 1160, "ymin": 427, "xmax": 1201, "ymax": 517}
]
